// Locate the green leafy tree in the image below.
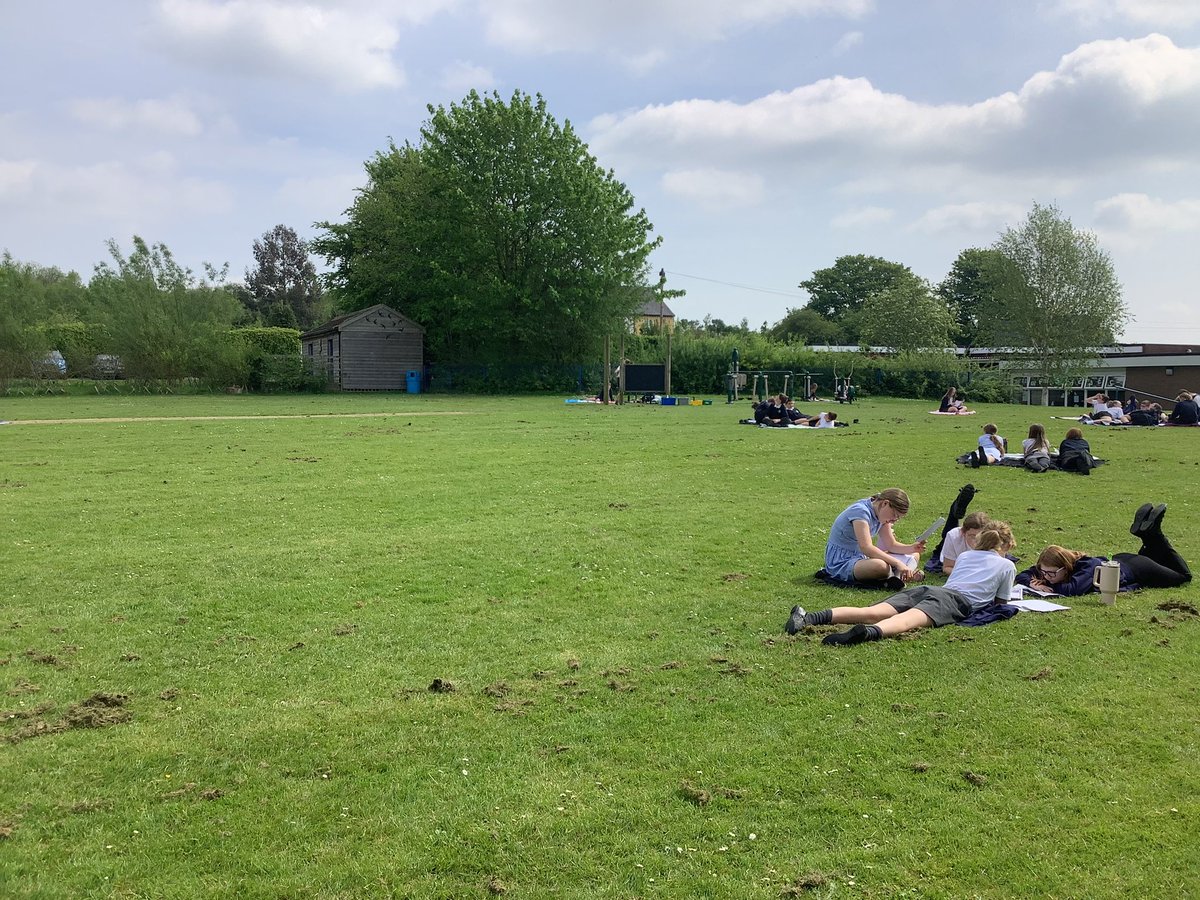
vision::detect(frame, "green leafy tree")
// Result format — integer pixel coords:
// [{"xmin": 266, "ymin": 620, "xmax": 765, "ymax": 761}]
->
[
  {"xmin": 859, "ymin": 279, "xmax": 954, "ymax": 352},
  {"xmin": 313, "ymin": 90, "xmax": 660, "ymax": 363},
  {"xmin": 769, "ymin": 307, "xmax": 844, "ymax": 345},
  {"xmin": 0, "ymin": 255, "xmax": 93, "ymax": 382},
  {"xmin": 936, "ymin": 247, "xmax": 1012, "ymax": 347},
  {"xmin": 988, "ymin": 203, "xmax": 1128, "ymax": 382},
  {"xmin": 244, "ymin": 224, "xmax": 325, "ymax": 329},
  {"xmin": 798, "ymin": 255, "xmax": 920, "ymax": 343},
  {"xmin": 89, "ymin": 237, "xmax": 245, "ymax": 383}
]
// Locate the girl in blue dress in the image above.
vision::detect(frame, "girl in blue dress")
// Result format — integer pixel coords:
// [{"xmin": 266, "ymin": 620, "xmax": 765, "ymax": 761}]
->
[{"xmin": 822, "ymin": 488, "xmax": 926, "ymax": 585}]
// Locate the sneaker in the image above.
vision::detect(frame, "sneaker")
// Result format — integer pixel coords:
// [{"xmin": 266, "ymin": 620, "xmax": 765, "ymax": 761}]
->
[{"xmin": 785, "ymin": 605, "xmax": 806, "ymax": 635}]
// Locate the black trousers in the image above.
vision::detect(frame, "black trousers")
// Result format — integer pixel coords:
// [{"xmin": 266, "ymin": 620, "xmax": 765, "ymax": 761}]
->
[{"xmin": 1115, "ymin": 531, "xmax": 1192, "ymax": 588}]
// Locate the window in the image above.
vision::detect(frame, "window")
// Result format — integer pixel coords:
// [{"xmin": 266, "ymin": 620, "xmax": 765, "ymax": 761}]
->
[
  {"xmin": 1166, "ymin": 368, "xmax": 1174, "ymax": 376},
  {"xmin": 328, "ymin": 338, "xmax": 334, "ymax": 357},
  {"xmin": 307, "ymin": 343, "xmax": 314, "ymax": 356}
]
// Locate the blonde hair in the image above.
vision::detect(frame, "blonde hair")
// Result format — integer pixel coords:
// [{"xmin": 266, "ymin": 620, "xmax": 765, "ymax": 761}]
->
[
  {"xmin": 871, "ymin": 488, "xmax": 910, "ymax": 514},
  {"xmin": 975, "ymin": 521, "xmax": 1014, "ymax": 553},
  {"xmin": 961, "ymin": 511, "xmax": 991, "ymax": 532},
  {"xmin": 1037, "ymin": 544, "xmax": 1084, "ymax": 571}
]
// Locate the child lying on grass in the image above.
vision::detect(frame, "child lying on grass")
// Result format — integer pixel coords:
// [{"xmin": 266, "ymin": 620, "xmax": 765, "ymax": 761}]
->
[{"xmin": 789, "ymin": 521, "xmax": 1017, "ymax": 645}]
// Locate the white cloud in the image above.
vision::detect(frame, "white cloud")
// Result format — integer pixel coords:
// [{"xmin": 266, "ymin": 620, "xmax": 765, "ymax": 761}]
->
[
  {"xmin": 479, "ymin": 0, "xmax": 872, "ymax": 62},
  {"xmin": 831, "ymin": 205, "xmax": 892, "ymax": 228},
  {"xmin": 440, "ymin": 60, "xmax": 497, "ymax": 94},
  {"xmin": 908, "ymin": 201, "xmax": 1026, "ymax": 235},
  {"xmin": 1045, "ymin": 0, "xmax": 1200, "ymax": 27},
  {"xmin": 0, "ymin": 159, "xmax": 37, "ymax": 199},
  {"xmin": 589, "ymin": 35, "xmax": 1200, "ymax": 177},
  {"xmin": 0, "ymin": 156, "xmax": 233, "ymax": 224},
  {"xmin": 831, "ymin": 30, "xmax": 863, "ymax": 55},
  {"xmin": 67, "ymin": 96, "xmax": 205, "ymax": 137},
  {"xmin": 153, "ymin": 0, "xmax": 442, "ymax": 90},
  {"xmin": 661, "ymin": 168, "xmax": 766, "ymax": 210},
  {"xmin": 1094, "ymin": 193, "xmax": 1200, "ymax": 231}
]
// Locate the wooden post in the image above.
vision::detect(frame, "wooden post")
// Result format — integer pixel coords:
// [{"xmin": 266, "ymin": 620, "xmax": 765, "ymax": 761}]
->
[
  {"xmin": 619, "ymin": 332, "xmax": 626, "ymax": 404},
  {"xmin": 603, "ymin": 335, "xmax": 611, "ymax": 404},
  {"xmin": 665, "ymin": 327, "xmax": 672, "ymax": 398}
]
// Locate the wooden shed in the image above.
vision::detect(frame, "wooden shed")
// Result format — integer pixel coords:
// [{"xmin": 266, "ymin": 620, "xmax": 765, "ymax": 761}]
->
[{"xmin": 300, "ymin": 304, "xmax": 425, "ymax": 391}]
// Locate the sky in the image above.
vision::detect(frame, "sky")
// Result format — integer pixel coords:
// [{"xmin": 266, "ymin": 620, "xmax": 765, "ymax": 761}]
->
[{"xmin": 2, "ymin": 0, "xmax": 1199, "ymax": 343}]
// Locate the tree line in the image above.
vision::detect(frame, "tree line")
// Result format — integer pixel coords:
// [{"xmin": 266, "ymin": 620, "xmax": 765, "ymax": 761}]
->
[{"xmin": 3, "ymin": 89, "xmax": 1129, "ymax": 393}]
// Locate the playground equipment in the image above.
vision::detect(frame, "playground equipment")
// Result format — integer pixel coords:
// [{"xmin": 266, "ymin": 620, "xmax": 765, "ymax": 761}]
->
[{"xmin": 738, "ymin": 370, "xmax": 815, "ymax": 404}]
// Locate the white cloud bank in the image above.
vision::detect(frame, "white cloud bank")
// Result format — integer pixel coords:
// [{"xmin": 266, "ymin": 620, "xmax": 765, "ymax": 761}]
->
[
  {"xmin": 1046, "ymin": 0, "xmax": 1200, "ymax": 28},
  {"xmin": 153, "ymin": 0, "xmax": 454, "ymax": 90},
  {"xmin": 589, "ymin": 34, "xmax": 1200, "ymax": 177}
]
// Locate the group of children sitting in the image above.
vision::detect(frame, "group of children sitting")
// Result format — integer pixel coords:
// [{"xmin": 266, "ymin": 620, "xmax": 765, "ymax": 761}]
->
[
  {"xmin": 752, "ymin": 394, "xmax": 838, "ymax": 428},
  {"xmin": 1083, "ymin": 391, "xmax": 1199, "ymax": 426},
  {"xmin": 967, "ymin": 422, "xmax": 1095, "ymax": 474},
  {"xmin": 786, "ymin": 487, "xmax": 1191, "ymax": 646}
]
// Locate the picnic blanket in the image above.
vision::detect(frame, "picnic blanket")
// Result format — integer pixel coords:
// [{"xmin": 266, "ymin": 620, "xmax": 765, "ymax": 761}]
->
[
  {"xmin": 955, "ymin": 451, "xmax": 1106, "ymax": 470},
  {"xmin": 739, "ymin": 419, "xmax": 848, "ymax": 428},
  {"xmin": 929, "ymin": 410, "xmax": 977, "ymax": 416}
]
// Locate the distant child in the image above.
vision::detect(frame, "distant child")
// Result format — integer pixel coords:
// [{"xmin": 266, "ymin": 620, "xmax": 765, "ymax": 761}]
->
[
  {"xmin": 1022, "ymin": 423, "xmax": 1053, "ymax": 473},
  {"xmin": 1057, "ymin": 427, "xmax": 1094, "ymax": 475},
  {"xmin": 971, "ymin": 423, "xmax": 1006, "ymax": 467}
]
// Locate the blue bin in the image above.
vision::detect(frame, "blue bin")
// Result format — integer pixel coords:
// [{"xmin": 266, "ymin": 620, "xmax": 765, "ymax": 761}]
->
[{"xmin": 405, "ymin": 370, "xmax": 421, "ymax": 394}]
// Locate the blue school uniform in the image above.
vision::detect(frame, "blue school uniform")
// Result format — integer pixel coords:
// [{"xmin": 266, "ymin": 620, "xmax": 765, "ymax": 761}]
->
[{"xmin": 824, "ymin": 498, "xmax": 879, "ymax": 582}]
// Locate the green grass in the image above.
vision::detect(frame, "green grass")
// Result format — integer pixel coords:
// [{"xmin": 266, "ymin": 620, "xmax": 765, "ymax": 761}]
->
[{"xmin": 1, "ymin": 394, "xmax": 1198, "ymax": 898}]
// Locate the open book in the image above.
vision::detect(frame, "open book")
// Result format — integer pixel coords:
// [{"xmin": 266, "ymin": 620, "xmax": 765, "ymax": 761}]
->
[{"xmin": 1009, "ymin": 584, "xmax": 1070, "ymax": 612}]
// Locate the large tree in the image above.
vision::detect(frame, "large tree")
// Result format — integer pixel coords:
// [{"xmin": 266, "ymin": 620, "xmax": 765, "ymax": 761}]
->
[
  {"xmin": 314, "ymin": 90, "xmax": 660, "ymax": 363},
  {"xmin": 798, "ymin": 255, "xmax": 922, "ymax": 344},
  {"xmin": 769, "ymin": 307, "xmax": 844, "ymax": 345},
  {"xmin": 859, "ymin": 278, "xmax": 954, "ymax": 352},
  {"xmin": 989, "ymin": 203, "xmax": 1128, "ymax": 382},
  {"xmin": 936, "ymin": 247, "xmax": 1012, "ymax": 348},
  {"xmin": 244, "ymin": 224, "xmax": 324, "ymax": 329}
]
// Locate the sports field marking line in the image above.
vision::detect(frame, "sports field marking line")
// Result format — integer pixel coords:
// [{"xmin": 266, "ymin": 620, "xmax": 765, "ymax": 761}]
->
[{"xmin": 1, "ymin": 412, "xmax": 466, "ymax": 426}]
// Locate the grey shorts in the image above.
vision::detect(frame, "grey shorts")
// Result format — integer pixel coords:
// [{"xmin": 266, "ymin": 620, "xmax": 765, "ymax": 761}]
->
[{"xmin": 873, "ymin": 584, "xmax": 975, "ymax": 627}]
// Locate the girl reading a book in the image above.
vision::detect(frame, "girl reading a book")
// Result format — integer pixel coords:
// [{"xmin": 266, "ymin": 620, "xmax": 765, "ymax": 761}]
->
[
  {"xmin": 1016, "ymin": 504, "xmax": 1191, "ymax": 596},
  {"xmin": 790, "ymin": 521, "xmax": 1018, "ymax": 644},
  {"xmin": 819, "ymin": 489, "xmax": 926, "ymax": 587}
]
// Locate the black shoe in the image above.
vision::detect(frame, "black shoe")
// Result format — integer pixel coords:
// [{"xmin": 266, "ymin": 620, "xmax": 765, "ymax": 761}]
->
[
  {"xmin": 1143, "ymin": 504, "xmax": 1167, "ymax": 535},
  {"xmin": 1131, "ymin": 503, "xmax": 1154, "ymax": 536},
  {"xmin": 884, "ymin": 575, "xmax": 905, "ymax": 591},
  {"xmin": 785, "ymin": 605, "xmax": 806, "ymax": 635},
  {"xmin": 969, "ymin": 453, "xmax": 980, "ymax": 468}
]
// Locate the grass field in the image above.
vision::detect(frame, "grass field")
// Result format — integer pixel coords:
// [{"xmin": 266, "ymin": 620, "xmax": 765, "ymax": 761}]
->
[{"xmin": 1, "ymin": 393, "xmax": 1197, "ymax": 899}]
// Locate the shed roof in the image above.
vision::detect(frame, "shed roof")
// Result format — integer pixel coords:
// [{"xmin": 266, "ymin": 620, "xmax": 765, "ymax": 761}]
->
[{"xmin": 300, "ymin": 304, "xmax": 426, "ymax": 340}]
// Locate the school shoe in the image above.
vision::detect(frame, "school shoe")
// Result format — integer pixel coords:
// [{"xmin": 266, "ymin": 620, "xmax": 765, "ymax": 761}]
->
[
  {"xmin": 785, "ymin": 606, "xmax": 806, "ymax": 635},
  {"xmin": 1142, "ymin": 504, "xmax": 1167, "ymax": 535},
  {"xmin": 1130, "ymin": 503, "xmax": 1154, "ymax": 536}
]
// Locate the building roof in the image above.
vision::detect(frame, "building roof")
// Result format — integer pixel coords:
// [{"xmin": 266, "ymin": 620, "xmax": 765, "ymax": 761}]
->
[
  {"xmin": 637, "ymin": 299, "xmax": 675, "ymax": 318},
  {"xmin": 300, "ymin": 304, "xmax": 425, "ymax": 340}
]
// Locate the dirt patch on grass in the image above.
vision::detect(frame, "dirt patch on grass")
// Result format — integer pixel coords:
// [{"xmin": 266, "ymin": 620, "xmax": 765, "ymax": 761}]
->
[
  {"xmin": 6, "ymin": 692, "xmax": 131, "ymax": 744},
  {"xmin": 1157, "ymin": 601, "xmax": 1198, "ymax": 616}
]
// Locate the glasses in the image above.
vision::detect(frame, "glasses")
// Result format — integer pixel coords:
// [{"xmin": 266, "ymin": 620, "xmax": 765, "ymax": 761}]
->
[{"xmin": 1036, "ymin": 566, "xmax": 1064, "ymax": 580}]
